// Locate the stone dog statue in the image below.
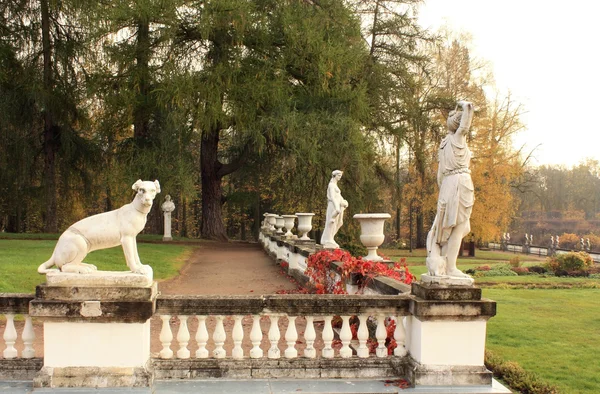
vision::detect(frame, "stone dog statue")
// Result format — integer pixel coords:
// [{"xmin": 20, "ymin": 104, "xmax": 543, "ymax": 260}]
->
[{"xmin": 37, "ymin": 179, "xmax": 160, "ymax": 275}]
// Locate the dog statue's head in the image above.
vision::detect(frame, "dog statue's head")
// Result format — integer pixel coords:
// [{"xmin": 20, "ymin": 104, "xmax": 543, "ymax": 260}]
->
[{"xmin": 132, "ymin": 179, "xmax": 161, "ymax": 207}]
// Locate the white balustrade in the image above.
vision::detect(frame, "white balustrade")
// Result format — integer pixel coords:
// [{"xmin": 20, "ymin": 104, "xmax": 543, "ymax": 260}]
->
[
  {"xmin": 284, "ymin": 316, "xmax": 298, "ymax": 358},
  {"xmin": 375, "ymin": 314, "xmax": 388, "ymax": 358},
  {"xmin": 268, "ymin": 315, "xmax": 281, "ymax": 359},
  {"xmin": 339, "ymin": 315, "xmax": 352, "ymax": 358},
  {"xmin": 2, "ymin": 313, "xmax": 18, "ymax": 359},
  {"xmin": 22, "ymin": 315, "xmax": 35, "ymax": 359},
  {"xmin": 176, "ymin": 315, "xmax": 190, "ymax": 359},
  {"xmin": 232, "ymin": 315, "xmax": 244, "ymax": 359},
  {"xmin": 151, "ymin": 310, "xmax": 410, "ymax": 362},
  {"xmin": 250, "ymin": 315, "xmax": 263, "ymax": 358},
  {"xmin": 213, "ymin": 315, "xmax": 226, "ymax": 358},
  {"xmin": 321, "ymin": 315, "xmax": 334, "ymax": 358},
  {"xmin": 159, "ymin": 315, "xmax": 174, "ymax": 359}
]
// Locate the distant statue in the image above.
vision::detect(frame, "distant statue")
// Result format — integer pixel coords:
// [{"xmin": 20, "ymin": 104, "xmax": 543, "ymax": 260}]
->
[
  {"xmin": 555, "ymin": 235, "xmax": 560, "ymax": 248},
  {"xmin": 586, "ymin": 238, "xmax": 591, "ymax": 251},
  {"xmin": 506, "ymin": 233, "xmax": 511, "ymax": 242},
  {"xmin": 320, "ymin": 170, "xmax": 348, "ymax": 249},
  {"xmin": 550, "ymin": 235, "xmax": 555, "ymax": 247},
  {"xmin": 529, "ymin": 234, "xmax": 533, "ymax": 245},
  {"xmin": 38, "ymin": 180, "xmax": 160, "ymax": 275},
  {"xmin": 580, "ymin": 238, "xmax": 585, "ymax": 250},
  {"xmin": 525, "ymin": 233, "xmax": 529, "ymax": 245},
  {"xmin": 161, "ymin": 195, "xmax": 176, "ymax": 241},
  {"xmin": 426, "ymin": 101, "xmax": 475, "ymax": 278}
]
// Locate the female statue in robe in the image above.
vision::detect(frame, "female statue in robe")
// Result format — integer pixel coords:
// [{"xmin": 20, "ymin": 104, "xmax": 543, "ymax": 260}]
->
[{"xmin": 320, "ymin": 170, "xmax": 348, "ymax": 249}]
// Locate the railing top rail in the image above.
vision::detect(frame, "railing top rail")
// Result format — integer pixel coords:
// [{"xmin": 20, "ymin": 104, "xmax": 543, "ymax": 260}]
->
[
  {"xmin": 156, "ymin": 294, "xmax": 411, "ymax": 316},
  {"xmin": 0, "ymin": 293, "xmax": 34, "ymax": 314}
]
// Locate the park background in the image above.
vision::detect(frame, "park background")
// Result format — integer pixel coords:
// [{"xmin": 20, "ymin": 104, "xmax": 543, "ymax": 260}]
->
[{"xmin": 1, "ymin": 1, "xmax": 599, "ymax": 393}]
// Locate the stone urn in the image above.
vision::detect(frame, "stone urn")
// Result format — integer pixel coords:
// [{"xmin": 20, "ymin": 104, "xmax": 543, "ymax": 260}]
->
[
  {"xmin": 274, "ymin": 215, "xmax": 285, "ymax": 235},
  {"xmin": 295, "ymin": 213, "xmax": 315, "ymax": 241},
  {"xmin": 266, "ymin": 213, "xmax": 277, "ymax": 231},
  {"xmin": 282, "ymin": 215, "xmax": 297, "ymax": 238},
  {"xmin": 262, "ymin": 212, "xmax": 270, "ymax": 231},
  {"xmin": 353, "ymin": 213, "xmax": 391, "ymax": 262}
]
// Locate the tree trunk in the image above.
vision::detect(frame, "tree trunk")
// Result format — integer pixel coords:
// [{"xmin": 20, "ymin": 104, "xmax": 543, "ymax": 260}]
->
[
  {"xmin": 416, "ymin": 207, "xmax": 425, "ymax": 248},
  {"xmin": 133, "ymin": 20, "xmax": 151, "ymax": 142},
  {"xmin": 41, "ymin": 0, "xmax": 58, "ymax": 233},
  {"xmin": 200, "ymin": 127, "xmax": 228, "ymax": 241}
]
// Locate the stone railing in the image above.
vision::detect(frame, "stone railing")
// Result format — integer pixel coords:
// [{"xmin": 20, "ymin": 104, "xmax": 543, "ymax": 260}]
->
[
  {"xmin": 0, "ymin": 294, "xmax": 42, "ymax": 380},
  {"xmin": 153, "ymin": 294, "xmax": 410, "ymax": 379},
  {"xmin": 488, "ymin": 242, "xmax": 600, "ymax": 262}
]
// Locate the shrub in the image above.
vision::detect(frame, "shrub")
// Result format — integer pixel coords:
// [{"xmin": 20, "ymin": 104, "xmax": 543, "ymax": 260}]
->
[
  {"xmin": 485, "ymin": 350, "xmax": 560, "ymax": 394},
  {"xmin": 557, "ymin": 233, "xmax": 579, "ymax": 249},
  {"xmin": 474, "ymin": 264, "xmax": 518, "ymax": 277},
  {"xmin": 528, "ymin": 266, "xmax": 547, "ymax": 274},
  {"xmin": 590, "ymin": 273, "xmax": 600, "ymax": 279},
  {"xmin": 545, "ymin": 251, "xmax": 593, "ymax": 274},
  {"xmin": 509, "ymin": 256, "xmax": 521, "ymax": 268},
  {"xmin": 341, "ymin": 242, "xmax": 367, "ymax": 258},
  {"xmin": 511, "ymin": 266, "xmax": 530, "ymax": 275}
]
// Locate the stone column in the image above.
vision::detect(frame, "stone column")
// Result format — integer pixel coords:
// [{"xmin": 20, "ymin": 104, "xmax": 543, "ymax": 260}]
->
[
  {"xmin": 406, "ymin": 282, "xmax": 496, "ymax": 386},
  {"xmin": 30, "ymin": 272, "xmax": 157, "ymax": 388}
]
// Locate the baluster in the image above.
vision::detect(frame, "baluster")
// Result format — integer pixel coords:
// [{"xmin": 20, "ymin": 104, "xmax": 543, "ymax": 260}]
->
[
  {"xmin": 232, "ymin": 315, "xmax": 244, "ymax": 359},
  {"xmin": 339, "ymin": 315, "xmax": 352, "ymax": 358},
  {"xmin": 250, "ymin": 315, "xmax": 263, "ymax": 359},
  {"xmin": 357, "ymin": 314, "xmax": 370, "ymax": 358},
  {"xmin": 213, "ymin": 315, "xmax": 226, "ymax": 358},
  {"xmin": 322, "ymin": 315, "xmax": 334, "ymax": 358},
  {"xmin": 375, "ymin": 314, "xmax": 387, "ymax": 358},
  {"xmin": 195, "ymin": 315, "xmax": 209, "ymax": 358},
  {"xmin": 268, "ymin": 315, "xmax": 281, "ymax": 359},
  {"xmin": 304, "ymin": 316, "xmax": 316, "ymax": 358},
  {"xmin": 22, "ymin": 315, "xmax": 35, "ymax": 359},
  {"xmin": 284, "ymin": 316, "xmax": 298, "ymax": 358},
  {"xmin": 159, "ymin": 315, "xmax": 174, "ymax": 359},
  {"xmin": 2, "ymin": 313, "xmax": 17, "ymax": 359},
  {"xmin": 393, "ymin": 316, "xmax": 407, "ymax": 357},
  {"xmin": 176, "ymin": 315, "xmax": 190, "ymax": 359}
]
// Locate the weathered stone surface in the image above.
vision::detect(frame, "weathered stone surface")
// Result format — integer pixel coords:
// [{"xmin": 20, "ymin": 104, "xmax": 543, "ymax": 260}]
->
[
  {"xmin": 0, "ymin": 358, "xmax": 43, "ymax": 380},
  {"xmin": 29, "ymin": 299, "xmax": 155, "ymax": 323},
  {"xmin": 406, "ymin": 360, "xmax": 493, "ymax": 386},
  {"xmin": 33, "ymin": 366, "xmax": 152, "ymax": 388},
  {"xmin": 153, "ymin": 357, "xmax": 406, "ymax": 380},
  {"xmin": 412, "ymin": 282, "xmax": 482, "ymax": 301},
  {"xmin": 35, "ymin": 282, "xmax": 158, "ymax": 301},
  {"xmin": 46, "ymin": 271, "xmax": 153, "ymax": 288},
  {"xmin": 409, "ymin": 298, "xmax": 496, "ymax": 321},
  {"xmin": 156, "ymin": 294, "xmax": 411, "ymax": 316},
  {"xmin": 0, "ymin": 293, "xmax": 34, "ymax": 313},
  {"xmin": 421, "ymin": 274, "xmax": 475, "ymax": 286}
]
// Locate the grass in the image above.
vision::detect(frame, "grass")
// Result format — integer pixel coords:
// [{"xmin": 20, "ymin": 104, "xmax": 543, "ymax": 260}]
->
[
  {"xmin": 0, "ymin": 239, "xmax": 194, "ymax": 293},
  {"xmin": 485, "ymin": 288, "xmax": 600, "ymax": 393}
]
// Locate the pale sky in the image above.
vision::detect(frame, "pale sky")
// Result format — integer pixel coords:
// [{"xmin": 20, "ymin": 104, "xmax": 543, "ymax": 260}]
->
[{"xmin": 418, "ymin": 0, "xmax": 600, "ymax": 167}]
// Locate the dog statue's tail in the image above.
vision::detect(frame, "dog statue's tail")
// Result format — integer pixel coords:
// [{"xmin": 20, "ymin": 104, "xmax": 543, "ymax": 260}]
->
[{"xmin": 38, "ymin": 256, "xmax": 57, "ymax": 274}]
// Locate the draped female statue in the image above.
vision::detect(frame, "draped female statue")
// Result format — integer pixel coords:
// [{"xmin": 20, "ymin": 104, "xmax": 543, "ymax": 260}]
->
[{"xmin": 426, "ymin": 101, "xmax": 475, "ymax": 278}]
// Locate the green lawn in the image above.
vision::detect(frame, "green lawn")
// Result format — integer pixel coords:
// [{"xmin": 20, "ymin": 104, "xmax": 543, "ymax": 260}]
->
[
  {"xmin": 0, "ymin": 239, "xmax": 193, "ymax": 293},
  {"xmin": 485, "ymin": 288, "xmax": 600, "ymax": 394}
]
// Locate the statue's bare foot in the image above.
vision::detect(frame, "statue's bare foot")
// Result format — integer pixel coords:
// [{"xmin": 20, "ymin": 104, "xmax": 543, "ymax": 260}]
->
[
  {"xmin": 61, "ymin": 263, "xmax": 97, "ymax": 274},
  {"xmin": 446, "ymin": 268, "xmax": 470, "ymax": 278}
]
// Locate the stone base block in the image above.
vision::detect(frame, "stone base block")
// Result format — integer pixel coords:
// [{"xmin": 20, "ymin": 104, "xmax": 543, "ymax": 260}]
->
[
  {"xmin": 43, "ymin": 321, "xmax": 150, "ymax": 368},
  {"xmin": 407, "ymin": 360, "xmax": 493, "ymax": 386},
  {"xmin": 33, "ymin": 366, "xmax": 152, "ymax": 388},
  {"xmin": 421, "ymin": 274, "xmax": 474, "ymax": 286},
  {"xmin": 36, "ymin": 282, "xmax": 158, "ymax": 302},
  {"xmin": 162, "ymin": 236, "xmax": 172, "ymax": 241},
  {"xmin": 412, "ymin": 282, "xmax": 481, "ymax": 301},
  {"xmin": 153, "ymin": 357, "xmax": 406, "ymax": 380},
  {"xmin": 0, "ymin": 358, "xmax": 43, "ymax": 380},
  {"xmin": 46, "ymin": 270, "xmax": 153, "ymax": 288}
]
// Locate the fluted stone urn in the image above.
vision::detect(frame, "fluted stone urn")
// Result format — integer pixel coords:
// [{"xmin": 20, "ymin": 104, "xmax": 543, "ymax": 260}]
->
[
  {"xmin": 295, "ymin": 213, "xmax": 315, "ymax": 241},
  {"xmin": 353, "ymin": 213, "xmax": 391, "ymax": 262},
  {"xmin": 266, "ymin": 213, "xmax": 277, "ymax": 231},
  {"xmin": 274, "ymin": 215, "xmax": 285, "ymax": 235},
  {"xmin": 282, "ymin": 215, "xmax": 297, "ymax": 238}
]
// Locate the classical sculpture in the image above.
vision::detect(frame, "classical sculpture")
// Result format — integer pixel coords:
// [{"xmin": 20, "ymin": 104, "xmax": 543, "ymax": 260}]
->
[
  {"xmin": 37, "ymin": 179, "xmax": 160, "ymax": 275},
  {"xmin": 426, "ymin": 101, "xmax": 474, "ymax": 278},
  {"xmin": 161, "ymin": 195, "xmax": 176, "ymax": 241},
  {"xmin": 320, "ymin": 170, "xmax": 348, "ymax": 249}
]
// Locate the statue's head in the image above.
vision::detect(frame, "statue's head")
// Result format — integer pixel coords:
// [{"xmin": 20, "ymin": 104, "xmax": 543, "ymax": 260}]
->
[
  {"xmin": 165, "ymin": 194, "xmax": 171, "ymax": 201},
  {"xmin": 132, "ymin": 179, "xmax": 161, "ymax": 207},
  {"xmin": 447, "ymin": 110, "xmax": 463, "ymax": 133},
  {"xmin": 331, "ymin": 170, "xmax": 343, "ymax": 180}
]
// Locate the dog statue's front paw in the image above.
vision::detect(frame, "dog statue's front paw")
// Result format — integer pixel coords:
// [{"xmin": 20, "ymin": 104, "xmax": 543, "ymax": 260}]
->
[{"xmin": 134, "ymin": 264, "xmax": 153, "ymax": 278}]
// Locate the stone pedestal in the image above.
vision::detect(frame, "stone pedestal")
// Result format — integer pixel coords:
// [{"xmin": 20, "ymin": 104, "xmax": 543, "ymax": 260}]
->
[
  {"xmin": 406, "ymin": 282, "xmax": 495, "ymax": 386},
  {"xmin": 30, "ymin": 272, "xmax": 157, "ymax": 388}
]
